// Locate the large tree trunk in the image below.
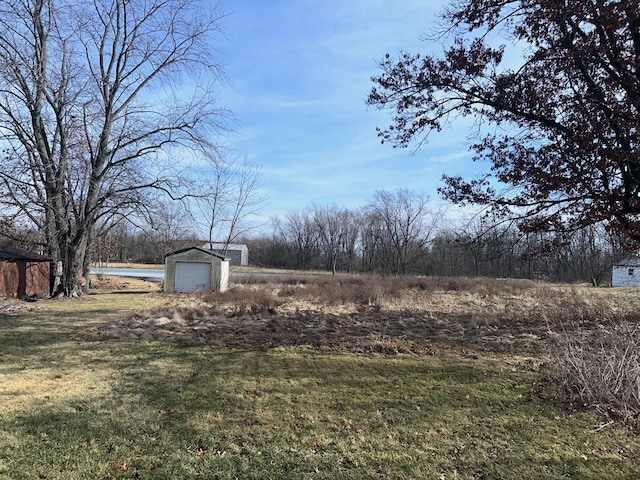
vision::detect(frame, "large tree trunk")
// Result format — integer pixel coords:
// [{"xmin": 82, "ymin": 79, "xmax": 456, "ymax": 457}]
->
[
  {"xmin": 62, "ymin": 246, "xmax": 84, "ymax": 296},
  {"xmin": 48, "ymin": 234, "xmax": 86, "ymax": 297},
  {"xmin": 0, "ymin": 0, "xmax": 229, "ymax": 297}
]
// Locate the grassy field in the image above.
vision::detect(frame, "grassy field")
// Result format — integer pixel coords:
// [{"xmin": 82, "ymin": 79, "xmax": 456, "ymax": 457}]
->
[{"xmin": 1, "ymin": 276, "xmax": 640, "ymax": 479}]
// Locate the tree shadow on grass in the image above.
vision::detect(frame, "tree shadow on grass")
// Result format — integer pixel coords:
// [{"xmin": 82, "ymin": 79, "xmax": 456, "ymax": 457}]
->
[
  {"xmin": 0, "ymin": 345, "xmax": 243, "ymax": 478},
  {"xmin": 3, "ymin": 344, "xmax": 639, "ymax": 480},
  {"xmin": 0, "ymin": 308, "xmax": 129, "ymax": 351}
]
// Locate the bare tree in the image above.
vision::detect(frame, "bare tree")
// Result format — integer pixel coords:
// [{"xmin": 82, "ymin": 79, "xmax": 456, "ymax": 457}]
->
[
  {"xmin": 312, "ymin": 204, "xmax": 346, "ymax": 275},
  {"xmin": 142, "ymin": 201, "xmax": 199, "ymax": 263},
  {"xmin": 338, "ymin": 209, "xmax": 361, "ymax": 273},
  {"xmin": 359, "ymin": 210, "xmax": 385, "ymax": 273},
  {"xmin": 428, "ymin": 228, "xmax": 464, "ymax": 277},
  {"xmin": 194, "ymin": 155, "xmax": 264, "ymax": 254},
  {"xmin": 364, "ymin": 189, "xmax": 441, "ymax": 274},
  {"xmin": 276, "ymin": 209, "xmax": 320, "ymax": 270},
  {"xmin": 222, "ymin": 157, "xmax": 264, "ymax": 246},
  {"xmin": 0, "ymin": 0, "xmax": 228, "ymax": 294},
  {"xmin": 313, "ymin": 206, "xmax": 362, "ymax": 275}
]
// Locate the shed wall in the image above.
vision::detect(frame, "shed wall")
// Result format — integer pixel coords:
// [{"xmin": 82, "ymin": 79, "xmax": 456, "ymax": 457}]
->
[
  {"xmin": 210, "ymin": 249, "xmax": 244, "ymax": 266},
  {"xmin": 0, "ymin": 260, "xmax": 50, "ymax": 296},
  {"xmin": 0, "ymin": 261, "xmax": 20, "ymax": 296},
  {"xmin": 164, "ymin": 249, "xmax": 229, "ymax": 293},
  {"xmin": 25, "ymin": 261, "xmax": 51, "ymax": 296},
  {"xmin": 203, "ymin": 243, "xmax": 248, "ymax": 266},
  {"xmin": 612, "ymin": 265, "xmax": 640, "ymax": 287}
]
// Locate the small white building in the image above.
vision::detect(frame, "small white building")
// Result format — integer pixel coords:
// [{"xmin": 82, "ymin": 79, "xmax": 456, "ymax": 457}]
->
[
  {"xmin": 201, "ymin": 242, "xmax": 249, "ymax": 266},
  {"xmin": 164, "ymin": 247, "xmax": 229, "ymax": 293},
  {"xmin": 612, "ymin": 258, "xmax": 640, "ymax": 287}
]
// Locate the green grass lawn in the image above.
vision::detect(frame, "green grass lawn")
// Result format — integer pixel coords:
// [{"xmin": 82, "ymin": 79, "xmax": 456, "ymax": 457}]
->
[{"xmin": 1, "ymin": 292, "xmax": 639, "ymax": 479}]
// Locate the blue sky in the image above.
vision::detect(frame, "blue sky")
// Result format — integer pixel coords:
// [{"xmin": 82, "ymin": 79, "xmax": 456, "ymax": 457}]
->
[{"xmin": 215, "ymin": 0, "xmax": 482, "ymax": 222}]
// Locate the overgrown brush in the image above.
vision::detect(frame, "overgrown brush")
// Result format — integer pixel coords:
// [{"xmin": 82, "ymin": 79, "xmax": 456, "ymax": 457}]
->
[
  {"xmin": 206, "ymin": 286, "xmax": 283, "ymax": 315},
  {"xmin": 531, "ymin": 287, "xmax": 640, "ymax": 430},
  {"xmin": 223, "ymin": 273, "xmax": 536, "ymax": 311},
  {"xmin": 530, "ymin": 287, "xmax": 622, "ymax": 327},
  {"xmin": 546, "ymin": 321, "xmax": 640, "ymax": 431}
]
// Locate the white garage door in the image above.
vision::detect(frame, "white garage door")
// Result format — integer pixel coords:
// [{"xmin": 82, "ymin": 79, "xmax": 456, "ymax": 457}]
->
[{"xmin": 174, "ymin": 261, "xmax": 211, "ymax": 293}]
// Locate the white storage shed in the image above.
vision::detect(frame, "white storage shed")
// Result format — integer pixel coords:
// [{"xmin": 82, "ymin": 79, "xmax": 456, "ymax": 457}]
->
[
  {"xmin": 201, "ymin": 243, "xmax": 249, "ymax": 266},
  {"xmin": 164, "ymin": 247, "xmax": 229, "ymax": 293},
  {"xmin": 612, "ymin": 258, "xmax": 640, "ymax": 287}
]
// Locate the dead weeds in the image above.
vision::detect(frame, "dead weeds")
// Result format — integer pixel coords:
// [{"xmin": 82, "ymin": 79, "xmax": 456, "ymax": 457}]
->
[{"xmin": 99, "ymin": 275, "xmax": 640, "ymax": 356}]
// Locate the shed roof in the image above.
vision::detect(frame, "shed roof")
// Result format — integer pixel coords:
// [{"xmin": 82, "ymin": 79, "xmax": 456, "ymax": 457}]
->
[
  {"xmin": 0, "ymin": 245, "xmax": 52, "ymax": 262},
  {"xmin": 164, "ymin": 246, "xmax": 228, "ymax": 260},
  {"xmin": 613, "ymin": 258, "xmax": 640, "ymax": 267},
  {"xmin": 202, "ymin": 242, "xmax": 248, "ymax": 251}
]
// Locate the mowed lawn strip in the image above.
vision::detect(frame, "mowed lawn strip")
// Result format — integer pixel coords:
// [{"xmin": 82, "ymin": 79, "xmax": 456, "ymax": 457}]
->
[{"xmin": 0, "ymin": 292, "xmax": 638, "ymax": 479}]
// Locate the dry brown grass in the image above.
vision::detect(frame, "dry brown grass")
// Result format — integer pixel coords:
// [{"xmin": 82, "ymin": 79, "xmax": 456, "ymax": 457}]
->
[
  {"xmin": 99, "ymin": 274, "xmax": 640, "ymax": 358},
  {"xmin": 94, "ymin": 274, "xmax": 640, "ymax": 431},
  {"xmin": 0, "ymin": 367, "xmax": 113, "ymax": 415}
]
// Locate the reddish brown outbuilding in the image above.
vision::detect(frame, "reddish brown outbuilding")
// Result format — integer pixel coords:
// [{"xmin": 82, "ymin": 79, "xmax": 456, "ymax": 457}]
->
[{"xmin": 0, "ymin": 246, "xmax": 52, "ymax": 297}]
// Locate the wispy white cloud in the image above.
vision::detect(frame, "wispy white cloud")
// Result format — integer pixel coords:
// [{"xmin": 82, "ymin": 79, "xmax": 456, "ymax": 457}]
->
[{"xmin": 214, "ymin": 0, "xmax": 488, "ymax": 221}]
